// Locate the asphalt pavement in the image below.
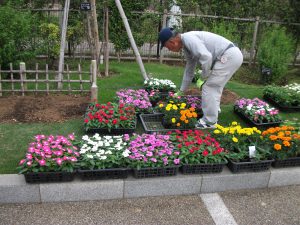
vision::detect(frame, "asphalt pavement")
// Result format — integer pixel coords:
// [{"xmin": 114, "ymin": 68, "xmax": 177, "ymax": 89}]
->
[{"xmin": 0, "ymin": 185, "xmax": 299, "ymax": 225}]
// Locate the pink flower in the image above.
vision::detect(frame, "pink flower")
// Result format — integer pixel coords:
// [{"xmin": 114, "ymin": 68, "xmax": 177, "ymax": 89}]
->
[
  {"xmin": 56, "ymin": 158, "xmax": 62, "ymax": 166},
  {"xmin": 39, "ymin": 159, "xmax": 46, "ymax": 166},
  {"xmin": 19, "ymin": 159, "xmax": 26, "ymax": 165},
  {"xmin": 68, "ymin": 133, "xmax": 75, "ymax": 140},
  {"xmin": 26, "ymin": 161, "xmax": 32, "ymax": 166},
  {"xmin": 173, "ymin": 159, "xmax": 180, "ymax": 165},
  {"xmin": 150, "ymin": 158, "xmax": 157, "ymax": 163}
]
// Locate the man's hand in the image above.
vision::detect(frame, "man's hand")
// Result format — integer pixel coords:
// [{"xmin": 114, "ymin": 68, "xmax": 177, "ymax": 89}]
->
[{"xmin": 174, "ymin": 90, "xmax": 183, "ymax": 97}]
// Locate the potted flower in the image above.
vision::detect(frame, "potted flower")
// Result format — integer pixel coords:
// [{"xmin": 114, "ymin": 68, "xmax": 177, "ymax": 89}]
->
[
  {"xmin": 156, "ymin": 100, "xmax": 198, "ymax": 129},
  {"xmin": 17, "ymin": 134, "xmax": 80, "ymax": 183},
  {"xmin": 211, "ymin": 122, "xmax": 273, "ymax": 173},
  {"xmin": 77, "ymin": 134, "xmax": 130, "ymax": 180},
  {"xmin": 116, "ymin": 89, "xmax": 153, "ymax": 114},
  {"xmin": 263, "ymin": 83, "xmax": 300, "ymax": 111},
  {"xmin": 234, "ymin": 97, "xmax": 282, "ymax": 127},
  {"xmin": 169, "ymin": 130, "xmax": 227, "ymax": 174},
  {"xmin": 143, "ymin": 78, "xmax": 176, "ymax": 93},
  {"xmin": 125, "ymin": 133, "xmax": 180, "ymax": 178},
  {"xmin": 262, "ymin": 126, "xmax": 300, "ymax": 168},
  {"xmin": 84, "ymin": 102, "xmax": 136, "ymax": 134}
]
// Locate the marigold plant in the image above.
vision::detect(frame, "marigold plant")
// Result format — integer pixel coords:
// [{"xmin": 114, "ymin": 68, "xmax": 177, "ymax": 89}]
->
[
  {"xmin": 211, "ymin": 122, "xmax": 271, "ymax": 161},
  {"xmin": 262, "ymin": 126, "xmax": 300, "ymax": 160},
  {"xmin": 156, "ymin": 100, "xmax": 197, "ymax": 129}
]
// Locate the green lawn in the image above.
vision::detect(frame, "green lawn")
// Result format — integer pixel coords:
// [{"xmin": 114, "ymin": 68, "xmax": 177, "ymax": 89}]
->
[{"xmin": 0, "ymin": 61, "xmax": 299, "ymax": 174}]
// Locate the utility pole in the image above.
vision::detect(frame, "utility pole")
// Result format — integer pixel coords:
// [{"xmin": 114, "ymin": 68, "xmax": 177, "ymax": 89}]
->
[{"xmin": 58, "ymin": 0, "xmax": 70, "ymax": 90}]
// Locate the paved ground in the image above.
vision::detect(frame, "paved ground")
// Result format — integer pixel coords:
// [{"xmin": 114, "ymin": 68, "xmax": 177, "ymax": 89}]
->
[{"xmin": 0, "ymin": 185, "xmax": 299, "ymax": 225}]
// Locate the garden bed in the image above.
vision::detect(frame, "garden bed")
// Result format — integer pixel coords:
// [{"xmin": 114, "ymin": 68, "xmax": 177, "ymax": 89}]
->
[{"xmin": 263, "ymin": 95, "xmax": 300, "ymax": 112}]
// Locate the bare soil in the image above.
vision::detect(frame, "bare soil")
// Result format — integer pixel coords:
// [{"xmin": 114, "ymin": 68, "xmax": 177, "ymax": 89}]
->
[{"xmin": 0, "ymin": 88, "xmax": 239, "ymax": 124}]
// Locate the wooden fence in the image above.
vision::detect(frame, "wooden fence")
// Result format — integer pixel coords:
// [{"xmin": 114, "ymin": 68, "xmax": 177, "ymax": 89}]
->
[{"xmin": 0, "ymin": 60, "xmax": 98, "ymax": 101}]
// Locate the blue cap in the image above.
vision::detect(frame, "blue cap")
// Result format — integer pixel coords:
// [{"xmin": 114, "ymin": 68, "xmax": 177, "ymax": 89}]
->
[{"xmin": 159, "ymin": 27, "xmax": 174, "ymax": 49}]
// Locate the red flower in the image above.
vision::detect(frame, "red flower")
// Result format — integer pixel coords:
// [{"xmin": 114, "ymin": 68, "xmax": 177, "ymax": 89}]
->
[
  {"xmin": 112, "ymin": 119, "xmax": 118, "ymax": 125},
  {"xmin": 105, "ymin": 120, "xmax": 109, "ymax": 124},
  {"xmin": 84, "ymin": 119, "xmax": 89, "ymax": 123},
  {"xmin": 119, "ymin": 103, "xmax": 124, "ymax": 108},
  {"xmin": 178, "ymin": 144, "xmax": 182, "ymax": 148},
  {"xmin": 95, "ymin": 103, "xmax": 100, "ymax": 108},
  {"xmin": 202, "ymin": 150, "xmax": 209, "ymax": 156}
]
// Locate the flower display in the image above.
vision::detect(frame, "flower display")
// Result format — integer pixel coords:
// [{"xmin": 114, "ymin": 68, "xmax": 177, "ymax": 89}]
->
[
  {"xmin": 234, "ymin": 97, "xmax": 281, "ymax": 123},
  {"xmin": 263, "ymin": 84, "xmax": 300, "ymax": 107},
  {"xmin": 116, "ymin": 89, "xmax": 153, "ymax": 113},
  {"xmin": 125, "ymin": 133, "xmax": 180, "ymax": 169},
  {"xmin": 211, "ymin": 122, "xmax": 271, "ymax": 161},
  {"xmin": 169, "ymin": 130, "xmax": 227, "ymax": 164},
  {"xmin": 17, "ymin": 134, "xmax": 80, "ymax": 173},
  {"xmin": 144, "ymin": 78, "xmax": 176, "ymax": 92},
  {"xmin": 156, "ymin": 100, "xmax": 198, "ymax": 129},
  {"xmin": 262, "ymin": 126, "xmax": 300, "ymax": 160},
  {"xmin": 78, "ymin": 134, "xmax": 130, "ymax": 169},
  {"xmin": 84, "ymin": 102, "xmax": 136, "ymax": 132}
]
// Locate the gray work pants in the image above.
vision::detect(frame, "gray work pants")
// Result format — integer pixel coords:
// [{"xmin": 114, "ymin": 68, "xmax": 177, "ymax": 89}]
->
[{"xmin": 201, "ymin": 47, "xmax": 243, "ymax": 124}]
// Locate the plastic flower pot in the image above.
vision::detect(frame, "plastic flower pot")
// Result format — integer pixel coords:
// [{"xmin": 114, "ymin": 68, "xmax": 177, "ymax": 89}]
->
[
  {"xmin": 272, "ymin": 156, "xmax": 300, "ymax": 168},
  {"xmin": 133, "ymin": 166, "xmax": 179, "ymax": 179},
  {"xmin": 227, "ymin": 158, "xmax": 274, "ymax": 173},
  {"xmin": 263, "ymin": 95, "xmax": 300, "ymax": 112},
  {"xmin": 78, "ymin": 168, "xmax": 130, "ymax": 180},
  {"xmin": 24, "ymin": 171, "xmax": 76, "ymax": 183},
  {"xmin": 181, "ymin": 162, "xmax": 227, "ymax": 174}
]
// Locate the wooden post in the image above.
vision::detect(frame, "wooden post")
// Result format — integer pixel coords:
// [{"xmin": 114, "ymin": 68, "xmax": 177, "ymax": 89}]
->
[
  {"xmin": 78, "ymin": 64, "xmax": 83, "ymax": 93},
  {"xmin": 159, "ymin": 9, "xmax": 168, "ymax": 64},
  {"xmin": 58, "ymin": 0, "xmax": 70, "ymax": 90},
  {"xmin": 35, "ymin": 63, "xmax": 39, "ymax": 95},
  {"xmin": 250, "ymin": 16, "xmax": 260, "ymax": 67},
  {"xmin": 10, "ymin": 63, "xmax": 14, "ymax": 95},
  {"xmin": 115, "ymin": 0, "xmax": 148, "ymax": 80},
  {"xmin": 90, "ymin": 60, "xmax": 98, "ymax": 102},
  {"xmin": 0, "ymin": 65, "xmax": 2, "ymax": 97},
  {"xmin": 104, "ymin": 1, "xmax": 109, "ymax": 77},
  {"xmin": 20, "ymin": 62, "xmax": 26, "ymax": 96},
  {"xmin": 88, "ymin": 0, "xmax": 100, "ymax": 66},
  {"xmin": 46, "ymin": 64, "xmax": 49, "ymax": 95}
]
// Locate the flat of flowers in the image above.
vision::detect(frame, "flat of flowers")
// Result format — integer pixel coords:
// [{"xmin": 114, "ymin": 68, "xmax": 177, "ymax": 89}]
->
[
  {"xmin": 233, "ymin": 107, "xmax": 282, "ymax": 128},
  {"xmin": 133, "ymin": 166, "xmax": 179, "ymax": 178},
  {"xmin": 139, "ymin": 113, "xmax": 197, "ymax": 133},
  {"xmin": 78, "ymin": 168, "xmax": 130, "ymax": 180},
  {"xmin": 181, "ymin": 162, "xmax": 227, "ymax": 174},
  {"xmin": 272, "ymin": 157, "xmax": 300, "ymax": 168},
  {"xmin": 86, "ymin": 127, "xmax": 136, "ymax": 135},
  {"xmin": 24, "ymin": 171, "xmax": 76, "ymax": 183},
  {"xmin": 263, "ymin": 95, "xmax": 300, "ymax": 112},
  {"xmin": 227, "ymin": 159, "xmax": 274, "ymax": 173}
]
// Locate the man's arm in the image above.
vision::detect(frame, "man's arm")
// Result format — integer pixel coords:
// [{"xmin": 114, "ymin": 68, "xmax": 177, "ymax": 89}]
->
[{"xmin": 180, "ymin": 54, "xmax": 197, "ymax": 92}]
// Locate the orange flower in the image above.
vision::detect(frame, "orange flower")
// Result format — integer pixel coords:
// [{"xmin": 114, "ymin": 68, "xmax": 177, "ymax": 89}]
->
[
  {"xmin": 285, "ymin": 131, "xmax": 291, "ymax": 136},
  {"xmin": 269, "ymin": 135, "xmax": 278, "ymax": 141},
  {"xmin": 277, "ymin": 131, "xmax": 285, "ymax": 137},
  {"xmin": 281, "ymin": 136, "xmax": 292, "ymax": 142},
  {"xmin": 184, "ymin": 120, "xmax": 189, "ymax": 124},
  {"xmin": 274, "ymin": 143, "xmax": 282, "ymax": 151},
  {"xmin": 176, "ymin": 122, "xmax": 181, "ymax": 127},
  {"xmin": 192, "ymin": 112, "xmax": 197, "ymax": 118},
  {"xmin": 283, "ymin": 141, "xmax": 290, "ymax": 147}
]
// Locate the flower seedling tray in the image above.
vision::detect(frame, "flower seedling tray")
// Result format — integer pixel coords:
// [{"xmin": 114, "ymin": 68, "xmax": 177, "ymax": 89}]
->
[
  {"xmin": 272, "ymin": 156, "xmax": 300, "ymax": 168},
  {"xmin": 78, "ymin": 168, "xmax": 130, "ymax": 180},
  {"xmin": 24, "ymin": 171, "xmax": 75, "ymax": 183},
  {"xmin": 233, "ymin": 107, "xmax": 282, "ymax": 128},
  {"xmin": 181, "ymin": 162, "xmax": 227, "ymax": 174},
  {"xmin": 86, "ymin": 120, "xmax": 137, "ymax": 135},
  {"xmin": 263, "ymin": 95, "xmax": 300, "ymax": 112},
  {"xmin": 139, "ymin": 113, "xmax": 196, "ymax": 133},
  {"xmin": 227, "ymin": 158, "xmax": 274, "ymax": 173},
  {"xmin": 133, "ymin": 166, "xmax": 179, "ymax": 178}
]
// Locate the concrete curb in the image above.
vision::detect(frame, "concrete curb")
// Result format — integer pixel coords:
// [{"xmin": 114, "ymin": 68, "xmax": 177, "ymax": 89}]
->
[{"xmin": 1, "ymin": 167, "xmax": 299, "ymax": 203}]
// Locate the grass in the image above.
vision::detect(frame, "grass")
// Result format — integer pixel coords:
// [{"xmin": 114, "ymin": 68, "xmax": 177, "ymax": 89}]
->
[{"xmin": 0, "ymin": 60, "xmax": 299, "ymax": 174}]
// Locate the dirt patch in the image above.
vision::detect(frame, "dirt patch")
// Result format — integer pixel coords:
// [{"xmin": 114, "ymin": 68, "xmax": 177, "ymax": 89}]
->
[
  {"xmin": 184, "ymin": 88, "xmax": 240, "ymax": 105},
  {"xmin": 0, "ymin": 94, "xmax": 90, "ymax": 124}
]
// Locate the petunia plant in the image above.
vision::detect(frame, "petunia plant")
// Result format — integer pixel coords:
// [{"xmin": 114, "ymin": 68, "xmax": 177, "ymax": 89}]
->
[
  {"xmin": 144, "ymin": 77, "xmax": 176, "ymax": 93},
  {"xmin": 84, "ymin": 102, "xmax": 136, "ymax": 132},
  {"xmin": 262, "ymin": 126, "xmax": 300, "ymax": 160},
  {"xmin": 116, "ymin": 89, "xmax": 153, "ymax": 114},
  {"xmin": 169, "ymin": 130, "xmax": 227, "ymax": 164},
  {"xmin": 17, "ymin": 134, "xmax": 80, "ymax": 174},
  {"xmin": 234, "ymin": 97, "xmax": 281, "ymax": 123},
  {"xmin": 125, "ymin": 133, "xmax": 180, "ymax": 169},
  {"xmin": 211, "ymin": 122, "xmax": 271, "ymax": 161},
  {"xmin": 77, "ymin": 134, "xmax": 130, "ymax": 170}
]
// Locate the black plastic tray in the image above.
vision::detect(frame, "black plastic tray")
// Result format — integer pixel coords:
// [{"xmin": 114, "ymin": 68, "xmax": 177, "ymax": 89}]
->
[
  {"xmin": 181, "ymin": 162, "xmax": 227, "ymax": 174},
  {"xmin": 263, "ymin": 95, "xmax": 300, "ymax": 112},
  {"xmin": 234, "ymin": 107, "xmax": 282, "ymax": 128},
  {"xmin": 86, "ymin": 119, "xmax": 137, "ymax": 135},
  {"xmin": 133, "ymin": 166, "xmax": 179, "ymax": 178},
  {"xmin": 78, "ymin": 168, "xmax": 130, "ymax": 180},
  {"xmin": 272, "ymin": 157, "xmax": 300, "ymax": 168},
  {"xmin": 24, "ymin": 171, "xmax": 75, "ymax": 183},
  {"xmin": 227, "ymin": 158, "xmax": 274, "ymax": 173}
]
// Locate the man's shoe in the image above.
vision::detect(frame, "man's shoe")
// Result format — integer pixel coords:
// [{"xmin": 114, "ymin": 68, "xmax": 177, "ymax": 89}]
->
[{"xmin": 195, "ymin": 119, "xmax": 216, "ymax": 129}]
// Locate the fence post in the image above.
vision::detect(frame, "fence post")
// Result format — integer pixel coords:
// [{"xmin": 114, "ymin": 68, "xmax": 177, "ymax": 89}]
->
[
  {"xmin": 250, "ymin": 16, "xmax": 260, "ymax": 66},
  {"xmin": 159, "ymin": 9, "xmax": 168, "ymax": 64},
  {"xmin": 20, "ymin": 62, "xmax": 27, "ymax": 96},
  {"xmin": 91, "ymin": 60, "xmax": 98, "ymax": 102},
  {"xmin": 0, "ymin": 65, "xmax": 2, "ymax": 97}
]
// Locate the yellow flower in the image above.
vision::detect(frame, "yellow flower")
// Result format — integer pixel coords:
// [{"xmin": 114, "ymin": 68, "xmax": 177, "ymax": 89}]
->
[
  {"xmin": 171, "ymin": 118, "xmax": 176, "ymax": 123},
  {"xmin": 232, "ymin": 121, "xmax": 238, "ymax": 126},
  {"xmin": 214, "ymin": 129, "xmax": 221, "ymax": 134},
  {"xmin": 166, "ymin": 107, "xmax": 171, "ymax": 111},
  {"xmin": 159, "ymin": 103, "xmax": 164, "ymax": 108},
  {"xmin": 172, "ymin": 105, "xmax": 178, "ymax": 110},
  {"xmin": 232, "ymin": 137, "xmax": 238, "ymax": 142}
]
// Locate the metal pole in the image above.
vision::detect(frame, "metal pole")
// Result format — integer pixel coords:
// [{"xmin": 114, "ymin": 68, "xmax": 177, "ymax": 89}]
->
[
  {"xmin": 114, "ymin": 0, "xmax": 148, "ymax": 80},
  {"xmin": 250, "ymin": 16, "xmax": 260, "ymax": 66},
  {"xmin": 58, "ymin": 0, "xmax": 70, "ymax": 89}
]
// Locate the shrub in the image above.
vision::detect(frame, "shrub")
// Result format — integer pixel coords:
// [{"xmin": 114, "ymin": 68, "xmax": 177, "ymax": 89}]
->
[{"xmin": 258, "ymin": 26, "xmax": 294, "ymax": 84}]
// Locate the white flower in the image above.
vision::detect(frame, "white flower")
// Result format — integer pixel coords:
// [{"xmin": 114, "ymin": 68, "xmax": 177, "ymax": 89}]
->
[
  {"xmin": 105, "ymin": 150, "xmax": 112, "ymax": 155},
  {"xmin": 100, "ymin": 156, "xmax": 107, "ymax": 160},
  {"xmin": 86, "ymin": 154, "xmax": 93, "ymax": 159},
  {"xmin": 122, "ymin": 149, "xmax": 130, "ymax": 157},
  {"xmin": 82, "ymin": 135, "xmax": 89, "ymax": 141}
]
